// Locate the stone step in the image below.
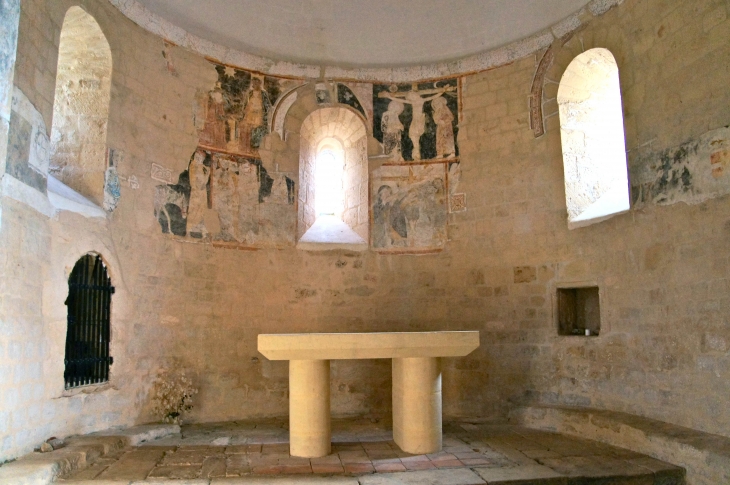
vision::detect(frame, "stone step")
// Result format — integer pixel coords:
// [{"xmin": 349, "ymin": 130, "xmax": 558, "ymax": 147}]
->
[
  {"xmin": 511, "ymin": 405, "xmax": 729, "ymax": 485},
  {"xmin": 55, "ymin": 464, "xmax": 684, "ymax": 485},
  {"xmin": 0, "ymin": 424, "xmax": 180, "ymax": 485}
]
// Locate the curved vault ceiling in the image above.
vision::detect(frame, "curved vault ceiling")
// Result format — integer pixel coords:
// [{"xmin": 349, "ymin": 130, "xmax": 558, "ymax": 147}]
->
[{"xmin": 133, "ymin": 0, "xmax": 591, "ymax": 68}]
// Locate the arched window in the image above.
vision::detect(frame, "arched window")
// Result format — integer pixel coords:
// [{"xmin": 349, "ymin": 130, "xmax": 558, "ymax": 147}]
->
[
  {"xmin": 49, "ymin": 7, "xmax": 112, "ymax": 206},
  {"xmin": 298, "ymin": 107, "xmax": 368, "ymax": 248},
  {"xmin": 558, "ymin": 48, "xmax": 629, "ymax": 229},
  {"xmin": 64, "ymin": 254, "xmax": 114, "ymax": 389},
  {"xmin": 315, "ymin": 145, "xmax": 344, "ymax": 216}
]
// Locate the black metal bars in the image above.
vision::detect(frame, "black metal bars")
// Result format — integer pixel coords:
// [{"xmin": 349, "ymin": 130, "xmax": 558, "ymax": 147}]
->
[{"xmin": 64, "ymin": 254, "xmax": 114, "ymax": 389}]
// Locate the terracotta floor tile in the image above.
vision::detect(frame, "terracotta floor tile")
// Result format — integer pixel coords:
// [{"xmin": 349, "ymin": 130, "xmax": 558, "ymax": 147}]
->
[
  {"xmin": 344, "ymin": 463, "xmax": 375, "ymax": 474},
  {"xmin": 312, "ymin": 464, "xmax": 345, "ymax": 473},
  {"xmin": 262, "ymin": 443, "xmax": 290, "ymax": 454},
  {"xmin": 400, "ymin": 454, "xmax": 430, "ymax": 462},
  {"xmin": 374, "ymin": 462, "xmax": 407, "ymax": 473},
  {"xmin": 225, "ymin": 445, "xmax": 249, "ymax": 454},
  {"xmin": 404, "ymin": 460, "xmax": 437, "ymax": 470},
  {"xmin": 280, "ymin": 464, "xmax": 313, "ymax": 474},
  {"xmin": 427, "ymin": 452, "xmax": 457, "ymax": 461},
  {"xmin": 371, "ymin": 457, "xmax": 401, "ymax": 465},
  {"xmin": 433, "ymin": 459, "xmax": 464, "ymax": 468},
  {"xmin": 311, "ymin": 454, "xmax": 342, "ymax": 465},
  {"xmin": 252, "ymin": 465, "xmax": 284, "ymax": 474},
  {"xmin": 57, "ymin": 420, "xmax": 678, "ymax": 485}
]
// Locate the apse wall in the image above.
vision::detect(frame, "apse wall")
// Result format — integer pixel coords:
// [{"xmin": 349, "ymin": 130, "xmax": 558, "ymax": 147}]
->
[{"xmin": 1, "ymin": 0, "xmax": 729, "ymax": 463}]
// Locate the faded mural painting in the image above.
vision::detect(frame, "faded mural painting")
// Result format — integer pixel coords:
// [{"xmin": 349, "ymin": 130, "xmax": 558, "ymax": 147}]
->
[
  {"xmin": 371, "ymin": 164, "xmax": 449, "ymax": 251},
  {"xmin": 154, "ymin": 62, "xmax": 464, "ymax": 252},
  {"xmin": 370, "ymin": 78, "xmax": 462, "ymax": 252},
  {"xmin": 155, "ymin": 62, "xmax": 302, "ymax": 247},
  {"xmin": 373, "ymin": 79, "xmax": 459, "ymax": 163},
  {"xmin": 632, "ymin": 126, "xmax": 730, "ymax": 207}
]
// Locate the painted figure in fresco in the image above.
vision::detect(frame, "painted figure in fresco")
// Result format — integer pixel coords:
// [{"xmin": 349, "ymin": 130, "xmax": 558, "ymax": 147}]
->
[
  {"xmin": 154, "ymin": 171, "xmax": 190, "ymax": 237},
  {"xmin": 213, "ymin": 158, "xmax": 240, "ymax": 242},
  {"xmin": 431, "ymin": 96, "xmax": 456, "ymax": 159},
  {"xmin": 373, "ymin": 185, "xmax": 395, "ymax": 247},
  {"xmin": 186, "ymin": 151, "xmax": 211, "ymax": 239},
  {"xmin": 391, "ymin": 177, "xmax": 445, "ymax": 247},
  {"xmin": 381, "ymin": 100, "xmax": 405, "ymax": 161},
  {"xmin": 200, "ymin": 81, "xmax": 227, "ymax": 148},
  {"xmin": 378, "ymin": 83, "xmax": 455, "ymax": 160},
  {"xmin": 237, "ymin": 160, "xmax": 260, "ymax": 243},
  {"xmin": 239, "ymin": 77, "xmax": 272, "ymax": 151}
]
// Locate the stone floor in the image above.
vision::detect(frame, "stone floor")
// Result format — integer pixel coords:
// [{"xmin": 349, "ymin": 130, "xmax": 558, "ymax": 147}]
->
[{"xmin": 57, "ymin": 418, "xmax": 684, "ymax": 484}]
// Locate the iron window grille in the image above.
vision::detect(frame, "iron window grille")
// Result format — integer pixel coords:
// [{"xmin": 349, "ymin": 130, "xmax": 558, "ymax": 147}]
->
[{"xmin": 64, "ymin": 254, "xmax": 114, "ymax": 389}]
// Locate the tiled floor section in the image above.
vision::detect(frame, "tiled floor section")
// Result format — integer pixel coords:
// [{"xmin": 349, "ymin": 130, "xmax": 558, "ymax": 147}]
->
[{"xmin": 59, "ymin": 419, "xmax": 684, "ymax": 484}]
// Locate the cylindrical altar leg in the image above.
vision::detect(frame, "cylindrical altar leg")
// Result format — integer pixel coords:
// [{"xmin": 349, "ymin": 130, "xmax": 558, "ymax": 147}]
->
[
  {"xmin": 289, "ymin": 359, "xmax": 331, "ymax": 457},
  {"xmin": 392, "ymin": 357, "xmax": 442, "ymax": 454}
]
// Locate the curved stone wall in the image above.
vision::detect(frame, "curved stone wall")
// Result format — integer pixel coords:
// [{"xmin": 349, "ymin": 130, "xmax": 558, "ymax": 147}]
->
[{"xmin": 1, "ymin": 0, "xmax": 729, "ymax": 465}]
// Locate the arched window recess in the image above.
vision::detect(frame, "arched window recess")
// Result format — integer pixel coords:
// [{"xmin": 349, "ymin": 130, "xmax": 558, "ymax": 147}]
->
[{"xmin": 558, "ymin": 48, "xmax": 630, "ymax": 229}]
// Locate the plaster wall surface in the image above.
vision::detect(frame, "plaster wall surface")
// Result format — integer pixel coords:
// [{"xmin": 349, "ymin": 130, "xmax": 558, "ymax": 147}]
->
[{"xmin": 1, "ymin": 0, "xmax": 729, "ymax": 464}]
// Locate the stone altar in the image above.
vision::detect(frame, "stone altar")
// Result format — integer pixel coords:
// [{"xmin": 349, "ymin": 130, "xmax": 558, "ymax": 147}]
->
[{"xmin": 257, "ymin": 331, "xmax": 480, "ymax": 457}]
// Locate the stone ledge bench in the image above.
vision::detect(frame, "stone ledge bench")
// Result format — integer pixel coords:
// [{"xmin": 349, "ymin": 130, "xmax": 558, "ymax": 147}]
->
[
  {"xmin": 510, "ymin": 405, "xmax": 730, "ymax": 485},
  {"xmin": 258, "ymin": 331, "xmax": 480, "ymax": 458},
  {"xmin": 0, "ymin": 424, "xmax": 179, "ymax": 485}
]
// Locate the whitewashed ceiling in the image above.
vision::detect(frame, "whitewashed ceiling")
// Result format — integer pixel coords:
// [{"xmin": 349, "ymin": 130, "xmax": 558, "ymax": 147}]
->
[{"xmin": 132, "ymin": 0, "xmax": 591, "ymax": 67}]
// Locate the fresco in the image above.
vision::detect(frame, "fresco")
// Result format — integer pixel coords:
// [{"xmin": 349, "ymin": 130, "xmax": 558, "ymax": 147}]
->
[
  {"xmin": 371, "ymin": 163, "xmax": 448, "ymax": 252},
  {"xmin": 155, "ymin": 149, "xmax": 296, "ymax": 246},
  {"xmin": 337, "ymin": 83, "xmax": 367, "ymax": 119},
  {"xmin": 198, "ymin": 64, "xmax": 302, "ymax": 157},
  {"xmin": 155, "ymin": 62, "xmax": 301, "ymax": 247},
  {"xmin": 373, "ymin": 79, "xmax": 459, "ymax": 162},
  {"xmin": 6, "ymin": 89, "xmax": 49, "ymax": 193},
  {"xmin": 155, "ymin": 61, "xmax": 465, "ymax": 252},
  {"xmin": 632, "ymin": 126, "xmax": 730, "ymax": 207}
]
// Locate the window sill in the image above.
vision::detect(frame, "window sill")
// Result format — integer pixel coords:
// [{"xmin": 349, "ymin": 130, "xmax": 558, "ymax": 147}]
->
[
  {"xmin": 48, "ymin": 175, "xmax": 106, "ymax": 219},
  {"xmin": 60, "ymin": 381, "xmax": 113, "ymax": 397},
  {"xmin": 297, "ymin": 215, "xmax": 368, "ymax": 251}
]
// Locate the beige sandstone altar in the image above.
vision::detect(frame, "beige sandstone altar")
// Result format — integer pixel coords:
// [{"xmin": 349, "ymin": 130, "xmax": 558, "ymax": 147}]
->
[{"xmin": 258, "ymin": 331, "xmax": 480, "ymax": 457}]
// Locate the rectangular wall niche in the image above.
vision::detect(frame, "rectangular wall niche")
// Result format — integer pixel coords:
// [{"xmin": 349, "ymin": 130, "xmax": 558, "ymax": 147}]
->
[{"xmin": 557, "ymin": 287, "xmax": 600, "ymax": 336}]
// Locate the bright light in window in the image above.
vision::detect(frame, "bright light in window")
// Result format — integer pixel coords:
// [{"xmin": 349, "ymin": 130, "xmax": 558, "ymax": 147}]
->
[
  {"xmin": 315, "ymin": 149, "xmax": 343, "ymax": 216},
  {"xmin": 558, "ymin": 48, "xmax": 630, "ymax": 229}
]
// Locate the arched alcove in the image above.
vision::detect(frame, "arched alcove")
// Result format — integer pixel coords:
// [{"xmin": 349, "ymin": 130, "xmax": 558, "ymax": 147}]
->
[
  {"xmin": 49, "ymin": 6, "xmax": 112, "ymax": 206},
  {"xmin": 298, "ymin": 106, "xmax": 369, "ymax": 247},
  {"xmin": 557, "ymin": 48, "xmax": 630, "ymax": 229}
]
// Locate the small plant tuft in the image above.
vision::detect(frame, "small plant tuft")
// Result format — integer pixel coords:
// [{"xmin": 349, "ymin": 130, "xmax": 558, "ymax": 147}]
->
[{"xmin": 151, "ymin": 368, "xmax": 198, "ymax": 425}]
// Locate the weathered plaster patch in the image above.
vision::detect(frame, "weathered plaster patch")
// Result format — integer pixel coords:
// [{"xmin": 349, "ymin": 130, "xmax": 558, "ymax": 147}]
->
[
  {"xmin": 632, "ymin": 126, "xmax": 730, "ymax": 206},
  {"xmin": 5, "ymin": 88, "xmax": 49, "ymax": 193},
  {"xmin": 0, "ymin": 0, "xmax": 20, "ymax": 124},
  {"xmin": 588, "ymin": 0, "xmax": 624, "ymax": 16}
]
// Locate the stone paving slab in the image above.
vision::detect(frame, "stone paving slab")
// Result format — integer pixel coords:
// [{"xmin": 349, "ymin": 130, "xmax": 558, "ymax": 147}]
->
[
  {"xmin": 512, "ymin": 405, "xmax": 727, "ymax": 485},
  {"xmin": 473, "ymin": 464, "xmax": 564, "ymax": 483},
  {"xmin": 4, "ymin": 420, "xmax": 685, "ymax": 485},
  {"xmin": 357, "ymin": 468, "xmax": 485, "ymax": 484}
]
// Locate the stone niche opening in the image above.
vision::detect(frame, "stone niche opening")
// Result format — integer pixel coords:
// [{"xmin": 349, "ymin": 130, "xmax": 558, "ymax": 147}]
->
[
  {"xmin": 49, "ymin": 6, "xmax": 112, "ymax": 206},
  {"xmin": 297, "ymin": 107, "xmax": 368, "ymax": 250},
  {"xmin": 558, "ymin": 48, "xmax": 630, "ymax": 229},
  {"xmin": 557, "ymin": 286, "xmax": 601, "ymax": 336}
]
